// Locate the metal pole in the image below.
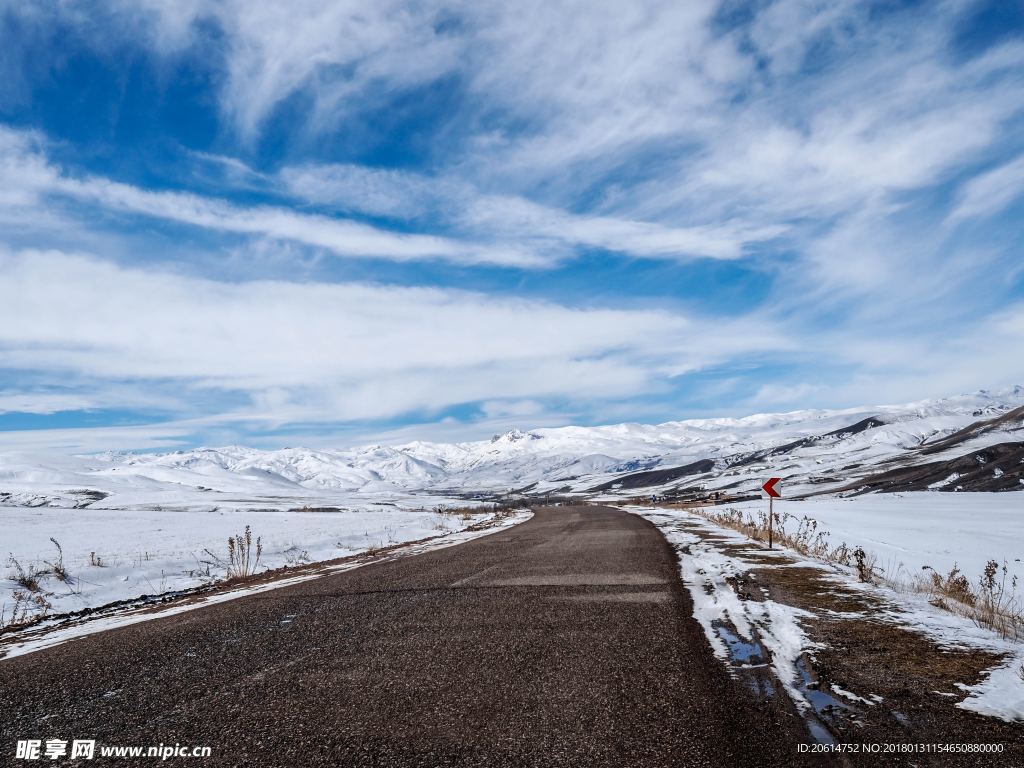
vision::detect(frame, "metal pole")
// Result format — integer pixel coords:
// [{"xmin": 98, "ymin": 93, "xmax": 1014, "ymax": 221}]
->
[{"xmin": 768, "ymin": 495, "xmax": 773, "ymax": 550}]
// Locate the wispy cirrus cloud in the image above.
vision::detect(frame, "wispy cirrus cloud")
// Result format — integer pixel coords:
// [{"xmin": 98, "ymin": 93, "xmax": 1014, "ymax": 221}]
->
[
  {"xmin": 277, "ymin": 161, "xmax": 782, "ymax": 260},
  {"xmin": 2, "ymin": 126, "xmax": 772, "ymax": 266},
  {"xmin": 0, "ymin": 128, "xmax": 543, "ymax": 267},
  {"xmin": 949, "ymin": 154, "xmax": 1024, "ymax": 223}
]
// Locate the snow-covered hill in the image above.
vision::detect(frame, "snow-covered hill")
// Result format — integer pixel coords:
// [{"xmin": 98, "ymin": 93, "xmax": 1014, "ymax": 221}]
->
[{"xmin": 2, "ymin": 387, "xmax": 1023, "ymax": 510}]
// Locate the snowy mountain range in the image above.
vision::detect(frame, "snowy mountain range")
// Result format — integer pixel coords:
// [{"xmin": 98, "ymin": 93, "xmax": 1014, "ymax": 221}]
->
[{"xmin": 2, "ymin": 387, "xmax": 1023, "ymax": 511}]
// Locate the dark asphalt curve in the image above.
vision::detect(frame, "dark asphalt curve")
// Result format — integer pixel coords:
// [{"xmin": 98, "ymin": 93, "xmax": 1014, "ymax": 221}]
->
[{"xmin": 1, "ymin": 506, "xmax": 816, "ymax": 768}]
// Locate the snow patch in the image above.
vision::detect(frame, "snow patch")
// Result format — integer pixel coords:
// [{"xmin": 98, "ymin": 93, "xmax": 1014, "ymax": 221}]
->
[{"xmin": 635, "ymin": 508, "xmax": 821, "ymax": 710}]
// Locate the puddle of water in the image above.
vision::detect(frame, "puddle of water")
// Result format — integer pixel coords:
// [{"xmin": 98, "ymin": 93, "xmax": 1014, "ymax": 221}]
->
[
  {"xmin": 745, "ymin": 675, "xmax": 777, "ymax": 699},
  {"xmin": 804, "ymin": 718, "xmax": 835, "ymax": 745},
  {"xmin": 714, "ymin": 622, "xmax": 767, "ymax": 666},
  {"xmin": 795, "ymin": 656, "xmax": 859, "ymax": 744},
  {"xmin": 709, "ymin": 620, "xmax": 780, "ymax": 700}
]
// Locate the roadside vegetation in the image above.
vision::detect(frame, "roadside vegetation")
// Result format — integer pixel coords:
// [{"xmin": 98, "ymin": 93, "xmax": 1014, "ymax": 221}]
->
[
  {"xmin": 2, "ymin": 538, "xmax": 72, "ymax": 629},
  {"xmin": 202, "ymin": 525, "xmax": 264, "ymax": 580},
  {"xmin": 693, "ymin": 506, "xmax": 1024, "ymax": 641}
]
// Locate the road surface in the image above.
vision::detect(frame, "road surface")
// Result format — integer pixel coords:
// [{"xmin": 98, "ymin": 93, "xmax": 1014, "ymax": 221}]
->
[{"xmin": 1, "ymin": 506, "xmax": 815, "ymax": 766}]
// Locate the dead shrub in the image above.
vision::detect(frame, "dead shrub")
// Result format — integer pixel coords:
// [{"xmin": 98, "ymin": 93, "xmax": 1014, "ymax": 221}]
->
[
  {"xmin": 923, "ymin": 563, "xmax": 974, "ymax": 606},
  {"xmin": 1, "ymin": 590, "xmax": 52, "ymax": 629},
  {"xmin": 434, "ymin": 504, "xmax": 483, "ymax": 521},
  {"xmin": 7, "ymin": 555, "xmax": 46, "ymax": 593},
  {"xmin": 202, "ymin": 525, "xmax": 263, "ymax": 580},
  {"xmin": 226, "ymin": 526, "xmax": 262, "ymax": 578},
  {"xmin": 853, "ymin": 547, "xmax": 880, "ymax": 584},
  {"xmin": 975, "ymin": 559, "xmax": 1023, "ymax": 641},
  {"xmin": 44, "ymin": 538, "xmax": 72, "ymax": 584}
]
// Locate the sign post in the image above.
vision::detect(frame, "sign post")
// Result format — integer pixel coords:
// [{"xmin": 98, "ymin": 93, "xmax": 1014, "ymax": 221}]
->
[{"xmin": 762, "ymin": 477, "xmax": 781, "ymax": 549}]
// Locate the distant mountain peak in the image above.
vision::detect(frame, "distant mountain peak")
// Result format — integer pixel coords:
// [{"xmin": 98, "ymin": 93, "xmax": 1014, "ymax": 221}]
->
[{"xmin": 490, "ymin": 428, "xmax": 542, "ymax": 444}]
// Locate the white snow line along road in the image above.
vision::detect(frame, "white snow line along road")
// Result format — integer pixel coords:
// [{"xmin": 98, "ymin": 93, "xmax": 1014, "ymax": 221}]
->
[{"xmin": 0, "ymin": 511, "xmax": 533, "ymax": 662}]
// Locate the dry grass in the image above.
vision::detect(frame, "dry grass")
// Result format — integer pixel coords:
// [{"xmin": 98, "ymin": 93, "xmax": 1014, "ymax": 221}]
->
[
  {"xmin": 922, "ymin": 559, "xmax": 1024, "ymax": 642},
  {"xmin": 691, "ymin": 505, "xmax": 1022, "ymax": 641},
  {"xmin": 202, "ymin": 525, "xmax": 263, "ymax": 580},
  {"xmin": 923, "ymin": 563, "xmax": 974, "ymax": 606},
  {"xmin": 0, "ymin": 590, "xmax": 52, "ymax": 629},
  {"xmin": 3, "ymin": 542, "xmax": 69, "ymax": 628},
  {"xmin": 433, "ymin": 504, "xmax": 482, "ymax": 521},
  {"xmin": 44, "ymin": 538, "xmax": 72, "ymax": 584},
  {"xmin": 699, "ymin": 507, "xmax": 876, "ymax": 576},
  {"xmin": 226, "ymin": 526, "xmax": 262, "ymax": 578},
  {"xmin": 7, "ymin": 555, "xmax": 45, "ymax": 593}
]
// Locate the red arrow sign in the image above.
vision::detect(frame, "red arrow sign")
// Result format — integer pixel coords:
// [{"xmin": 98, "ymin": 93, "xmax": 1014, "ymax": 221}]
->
[{"xmin": 762, "ymin": 477, "xmax": 782, "ymax": 498}]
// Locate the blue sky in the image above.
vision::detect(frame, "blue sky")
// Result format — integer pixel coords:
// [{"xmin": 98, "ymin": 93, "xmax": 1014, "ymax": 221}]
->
[{"xmin": 1, "ymin": 0, "xmax": 1023, "ymax": 452}]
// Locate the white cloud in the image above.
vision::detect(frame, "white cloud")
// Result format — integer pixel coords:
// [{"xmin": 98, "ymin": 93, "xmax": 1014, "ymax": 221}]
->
[
  {"xmin": 949, "ymin": 154, "xmax": 1024, "ymax": 223},
  {"xmin": 11, "ymin": 3, "xmax": 1023, "ymax": 275},
  {"xmin": 460, "ymin": 0, "xmax": 748, "ymax": 178},
  {"xmin": 459, "ymin": 195, "xmax": 784, "ymax": 261},
  {"xmin": 278, "ymin": 163, "xmax": 460, "ymax": 218},
  {"xmin": 0, "ymin": 249, "xmax": 784, "ymax": 425},
  {"xmin": 748, "ymin": 381, "xmax": 825, "ymax": 409},
  {"xmin": 0, "ymin": 393, "xmax": 98, "ymax": 415},
  {"xmin": 61, "ymin": 175, "xmax": 546, "ymax": 267},
  {"xmin": 0, "ymin": 423, "xmax": 195, "ymax": 453},
  {"xmin": 214, "ymin": 0, "xmax": 464, "ymax": 141},
  {"xmin": 748, "ymin": 0, "xmax": 865, "ymax": 76},
  {"xmin": 1, "ymin": 125, "xmax": 777, "ymax": 266},
  {"xmin": 479, "ymin": 399, "xmax": 546, "ymax": 420},
  {"xmin": 795, "ymin": 302, "xmax": 1024, "ymax": 409},
  {"xmin": 0, "ymin": 126, "xmax": 544, "ymax": 268},
  {"xmin": 278, "ymin": 163, "xmax": 778, "ymax": 261}
]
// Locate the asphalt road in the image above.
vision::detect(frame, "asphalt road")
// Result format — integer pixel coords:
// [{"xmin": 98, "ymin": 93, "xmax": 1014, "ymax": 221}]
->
[{"xmin": 1, "ymin": 506, "xmax": 816, "ymax": 767}]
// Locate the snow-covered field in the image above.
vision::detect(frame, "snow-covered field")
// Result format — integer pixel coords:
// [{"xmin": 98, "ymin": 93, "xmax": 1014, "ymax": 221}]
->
[
  {"xmin": 1, "ymin": 503, "xmax": 493, "ymax": 621},
  {"xmin": 728, "ymin": 493, "xmax": 1024, "ymax": 598}
]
